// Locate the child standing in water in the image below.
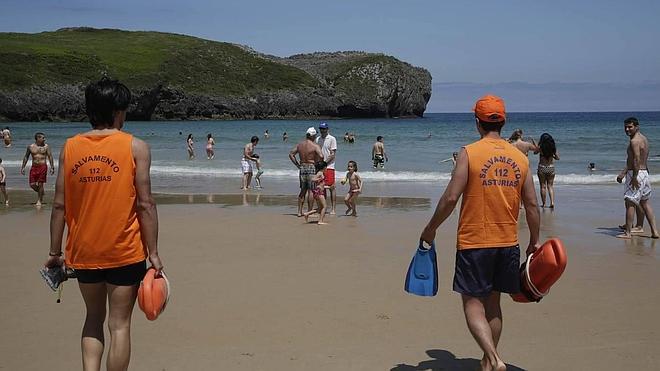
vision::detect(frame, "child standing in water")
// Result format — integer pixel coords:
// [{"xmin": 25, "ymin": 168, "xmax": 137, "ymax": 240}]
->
[
  {"xmin": 206, "ymin": 133, "xmax": 215, "ymax": 160},
  {"xmin": 186, "ymin": 134, "xmax": 195, "ymax": 160},
  {"xmin": 0, "ymin": 158, "xmax": 8, "ymax": 205},
  {"xmin": 252, "ymin": 154, "xmax": 264, "ymax": 189},
  {"xmin": 304, "ymin": 160, "xmax": 328, "ymax": 225},
  {"xmin": 341, "ymin": 160, "xmax": 362, "ymax": 216}
]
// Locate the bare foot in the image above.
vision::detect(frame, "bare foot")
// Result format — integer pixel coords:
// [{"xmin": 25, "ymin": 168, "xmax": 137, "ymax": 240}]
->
[
  {"xmin": 35, "ymin": 201, "xmax": 42, "ymax": 207},
  {"xmin": 549, "ymin": 204, "xmax": 554, "ymax": 209},
  {"xmin": 329, "ymin": 210, "xmax": 336, "ymax": 215},
  {"xmin": 351, "ymin": 212, "xmax": 357, "ymax": 217},
  {"xmin": 317, "ymin": 222, "xmax": 328, "ymax": 225},
  {"xmin": 616, "ymin": 233, "xmax": 632, "ymax": 239},
  {"xmin": 650, "ymin": 234, "xmax": 659, "ymax": 239},
  {"xmin": 345, "ymin": 208, "xmax": 352, "ymax": 215},
  {"xmin": 304, "ymin": 214, "xmax": 309, "ymax": 223}
]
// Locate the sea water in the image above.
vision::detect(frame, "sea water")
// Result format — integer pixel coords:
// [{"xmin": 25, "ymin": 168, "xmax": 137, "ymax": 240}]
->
[{"xmin": 1, "ymin": 112, "xmax": 658, "ymax": 197}]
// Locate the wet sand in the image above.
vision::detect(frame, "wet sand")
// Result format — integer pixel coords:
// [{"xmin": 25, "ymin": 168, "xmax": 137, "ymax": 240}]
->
[{"xmin": 1, "ymin": 191, "xmax": 659, "ymax": 370}]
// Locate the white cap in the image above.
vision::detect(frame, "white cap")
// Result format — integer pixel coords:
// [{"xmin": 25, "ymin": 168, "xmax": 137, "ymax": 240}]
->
[{"xmin": 306, "ymin": 127, "xmax": 317, "ymax": 136}]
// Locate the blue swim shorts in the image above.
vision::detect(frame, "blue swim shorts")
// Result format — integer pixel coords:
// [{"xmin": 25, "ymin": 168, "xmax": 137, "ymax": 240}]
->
[{"xmin": 453, "ymin": 245, "xmax": 520, "ymax": 297}]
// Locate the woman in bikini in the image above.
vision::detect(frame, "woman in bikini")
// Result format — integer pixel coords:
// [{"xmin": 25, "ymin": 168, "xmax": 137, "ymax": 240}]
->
[
  {"xmin": 206, "ymin": 133, "xmax": 215, "ymax": 160},
  {"xmin": 536, "ymin": 133, "xmax": 560, "ymax": 208}
]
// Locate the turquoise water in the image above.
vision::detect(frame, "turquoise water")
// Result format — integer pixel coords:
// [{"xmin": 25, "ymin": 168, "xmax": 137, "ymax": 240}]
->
[{"xmin": 1, "ymin": 112, "xmax": 658, "ymax": 196}]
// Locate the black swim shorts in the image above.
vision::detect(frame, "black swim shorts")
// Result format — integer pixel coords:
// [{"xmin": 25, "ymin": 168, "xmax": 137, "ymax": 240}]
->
[
  {"xmin": 453, "ymin": 246, "xmax": 520, "ymax": 297},
  {"xmin": 76, "ymin": 260, "xmax": 147, "ymax": 286}
]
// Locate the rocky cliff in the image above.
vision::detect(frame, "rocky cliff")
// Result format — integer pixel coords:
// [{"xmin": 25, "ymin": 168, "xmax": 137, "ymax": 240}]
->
[{"xmin": 0, "ymin": 28, "xmax": 431, "ymax": 122}]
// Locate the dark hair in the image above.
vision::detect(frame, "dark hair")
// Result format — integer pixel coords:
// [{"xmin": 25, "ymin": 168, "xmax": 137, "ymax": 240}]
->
[
  {"xmin": 315, "ymin": 160, "xmax": 328, "ymax": 173},
  {"xmin": 85, "ymin": 77, "xmax": 131, "ymax": 128},
  {"xmin": 538, "ymin": 133, "xmax": 557, "ymax": 159},
  {"xmin": 376, "ymin": 136, "xmax": 383, "ymax": 141},
  {"xmin": 348, "ymin": 160, "xmax": 358, "ymax": 172},
  {"xmin": 508, "ymin": 128, "xmax": 523, "ymax": 142},
  {"xmin": 187, "ymin": 134, "xmax": 193, "ymax": 140},
  {"xmin": 34, "ymin": 132, "xmax": 45, "ymax": 140},
  {"xmin": 624, "ymin": 117, "xmax": 639, "ymax": 126},
  {"xmin": 477, "ymin": 119, "xmax": 504, "ymax": 133},
  {"xmin": 251, "ymin": 136, "xmax": 259, "ymax": 143},
  {"xmin": 252, "ymin": 153, "xmax": 260, "ymax": 159},
  {"xmin": 0, "ymin": 157, "xmax": 3, "ymax": 163},
  {"xmin": 207, "ymin": 133, "xmax": 213, "ymax": 139}
]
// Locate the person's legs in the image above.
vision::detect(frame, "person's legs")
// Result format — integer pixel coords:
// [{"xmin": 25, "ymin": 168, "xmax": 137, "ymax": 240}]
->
[
  {"xmin": 329, "ymin": 186, "xmax": 336, "ymax": 214},
  {"xmin": 344, "ymin": 193, "xmax": 352, "ymax": 214},
  {"xmin": 317, "ymin": 196, "xmax": 327, "ymax": 224},
  {"xmin": 617, "ymin": 199, "xmax": 637, "ymax": 239},
  {"xmin": 79, "ymin": 282, "xmax": 107, "ymax": 371},
  {"xmin": 547, "ymin": 173, "xmax": 556, "ymax": 208},
  {"xmin": 462, "ymin": 294, "xmax": 505, "ymax": 371},
  {"xmin": 37, "ymin": 182, "xmax": 45, "ymax": 205},
  {"xmin": 537, "ymin": 172, "xmax": 547, "ymax": 207},
  {"xmin": 245, "ymin": 172, "xmax": 253, "ymax": 189},
  {"xmin": 639, "ymin": 199, "xmax": 659, "ymax": 238},
  {"xmin": 635, "ymin": 204, "xmax": 645, "ymax": 230},
  {"xmin": 349, "ymin": 193, "xmax": 358, "ymax": 216},
  {"xmin": 106, "ymin": 284, "xmax": 138, "ymax": 371},
  {"xmin": 0, "ymin": 184, "xmax": 7, "ymax": 204}
]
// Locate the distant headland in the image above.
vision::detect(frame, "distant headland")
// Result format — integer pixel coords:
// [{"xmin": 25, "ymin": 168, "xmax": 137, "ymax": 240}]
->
[{"xmin": 0, "ymin": 28, "xmax": 432, "ymax": 122}]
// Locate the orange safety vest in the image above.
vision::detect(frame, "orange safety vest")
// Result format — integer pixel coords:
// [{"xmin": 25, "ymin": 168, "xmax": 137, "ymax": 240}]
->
[
  {"xmin": 457, "ymin": 138, "xmax": 529, "ymax": 249},
  {"xmin": 63, "ymin": 131, "xmax": 146, "ymax": 269}
]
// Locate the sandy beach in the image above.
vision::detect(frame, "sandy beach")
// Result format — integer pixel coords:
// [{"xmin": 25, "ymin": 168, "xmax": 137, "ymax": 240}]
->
[{"xmin": 1, "ymin": 187, "xmax": 659, "ymax": 370}]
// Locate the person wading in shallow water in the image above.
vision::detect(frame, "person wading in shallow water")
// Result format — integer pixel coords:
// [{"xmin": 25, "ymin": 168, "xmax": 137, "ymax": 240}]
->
[{"xmin": 421, "ymin": 95, "xmax": 540, "ymax": 371}]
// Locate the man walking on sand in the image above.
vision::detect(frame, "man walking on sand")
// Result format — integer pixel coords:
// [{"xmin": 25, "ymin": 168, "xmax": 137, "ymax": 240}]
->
[
  {"xmin": 420, "ymin": 95, "xmax": 540, "ymax": 371},
  {"xmin": 46, "ymin": 77, "xmax": 164, "ymax": 371},
  {"xmin": 616, "ymin": 117, "xmax": 659, "ymax": 239},
  {"xmin": 241, "ymin": 136, "xmax": 259, "ymax": 190},
  {"xmin": 289, "ymin": 127, "xmax": 323, "ymax": 217},
  {"xmin": 20, "ymin": 132, "xmax": 55, "ymax": 206},
  {"xmin": 316, "ymin": 122, "xmax": 338, "ymax": 214}
]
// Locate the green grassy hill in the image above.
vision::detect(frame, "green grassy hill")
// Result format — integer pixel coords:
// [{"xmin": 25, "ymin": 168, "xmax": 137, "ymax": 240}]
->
[{"xmin": 0, "ymin": 28, "xmax": 317, "ymax": 95}]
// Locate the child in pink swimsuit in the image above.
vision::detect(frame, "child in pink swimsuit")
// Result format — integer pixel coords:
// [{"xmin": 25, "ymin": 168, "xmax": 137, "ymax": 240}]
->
[{"xmin": 304, "ymin": 160, "xmax": 328, "ymax": 225}]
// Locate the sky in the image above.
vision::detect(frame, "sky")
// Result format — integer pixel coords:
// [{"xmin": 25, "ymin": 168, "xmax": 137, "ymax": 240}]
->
[{"xmin": 1, "ymin": 0, "xmax": 659, "ymax": 111}]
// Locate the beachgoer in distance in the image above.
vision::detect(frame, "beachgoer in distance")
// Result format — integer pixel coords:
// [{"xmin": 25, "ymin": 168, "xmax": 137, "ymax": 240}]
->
[
  {"xmin": 206, "ymin": 133, "xmax": 215, "ymax": 160},
  {"xmin": 289, "ymin": 127, "xmax": 323, "ymax": 217},
  {"xmin": 241, "ymin": 136, "xmax": 259, "ymax": 190},
  {"xmin": 186, "ymin": 134, "xmax": 194, "ymax": 160},
  {"xmin": 0, "ymin": 158, "xmax": 7, "ymax": 205},
  {"xmin": 508, "ymin": 128, "xmax": 538, "ymax": 156},
  {"xmin": 2, "ymin": 127, "xmax": 11, "ymax": 147},
  {"xmin": 536, "ymin": 133, "xmax": 560, "ymax": 208},
  {"xmin": 20, "ymin": 132, "xmax": 55, "ymax": 206},
  {"xmin": 46, "ymin": 78, "xmax": 164, "ymax": 371},
  {"xmin": 264, "ymin": 129, "xmax": 270, "ymax": 139},
  {"xmin": 283, "ymin": 132, "xmax": 288, "ymax": 142},
  {"xmin": 372, "ymin": 136, "xmax": 388, "ymax": 169},
  {"xmin": 252, "ymin": 154, "xmax": 264, "ymax": 189},
  {"xmin": 420, "ymin": 95, "xmax": 540, "ymax": 371},
  {"xmin": 315, "ymin": 122, "xmax": 338, "ymax": 214},
  {"xmin": 303, "ymin": 160, "xmax": 329, "ymax": 225},
  {"xmin": 344, "ymin": 132, "xmax": 350, "ymax": 142},
  {"xmin": 616, "ymin": 117, "xmax": 659, "ymax": 239},
  {"xmin": 588, "ymin": 162, "xmax": 596, "ymax": 171},
  {"xmin": 348, "ymin": 132, "xmax": 355, "ymax": 143},
  {"xmin": 340, "ymin": 160, "xmax": 362, "ymax": 216}
]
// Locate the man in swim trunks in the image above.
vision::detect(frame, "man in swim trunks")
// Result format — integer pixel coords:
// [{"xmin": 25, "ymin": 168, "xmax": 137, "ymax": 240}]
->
[
  {"xmin": 420, "ymin": 95, "xmax": 540, "ymax": 371},
  {"xmin": 616, "ymin": 117, "xmax": 658, "ymax": 239},
  {"xmin": 372, "ymin": 136, "xmax": 388, "ymax": 168},
  {"xmin": 316, "ymin": 122, "xmax": 338, "ymax": 214},
  {"xmin": 20, "ymin": 132, "xmax": 54, "ymax": 206},
  {"xmin": 241, "ymin": 136, "xmax": 259, "ymax": 190},
  {"xmin": 289, "ymin": 127, "xmax": 323, "ymax": 217},
  {"xmin": 46, "ymin": 77, "xmax": 164, "ymax": 371}
]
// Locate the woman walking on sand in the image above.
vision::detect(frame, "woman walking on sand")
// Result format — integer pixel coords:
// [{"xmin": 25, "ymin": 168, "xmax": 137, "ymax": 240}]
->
[
  {"xmin": 206, "ymin": 133, "xmax": 215, "ymax": 160},
  {"xmin": 186, "ymin": 134, "xmax": 195, "ymax": 160},
  {"xmin": 537, "ymin": 133, "xmax": 559, "ymax": 208}
]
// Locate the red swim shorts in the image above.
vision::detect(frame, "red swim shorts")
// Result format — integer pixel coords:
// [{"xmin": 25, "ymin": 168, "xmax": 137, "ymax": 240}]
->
[
  {"xmin": 323, "ymin": 168, "xmax": 336, "ymax": 187},
  {"xmin": 29, "ymin": 164, "xmax": 47, "ymax": 184}
]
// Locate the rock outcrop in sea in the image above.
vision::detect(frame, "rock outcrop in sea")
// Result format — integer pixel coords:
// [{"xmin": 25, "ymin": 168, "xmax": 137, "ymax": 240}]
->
[{"xmin": 0, "ymin": 29, "xmax": 431, "ymax": 122}]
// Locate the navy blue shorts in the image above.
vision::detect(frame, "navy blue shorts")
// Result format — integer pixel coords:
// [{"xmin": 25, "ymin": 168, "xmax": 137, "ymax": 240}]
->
[
  {"xmin": 453, "ymin": 246, "xmax": 520, "ymax": 297},
  {"xmin": 76, "ymin": 261, "xmax": 146, "ymax": 286}
]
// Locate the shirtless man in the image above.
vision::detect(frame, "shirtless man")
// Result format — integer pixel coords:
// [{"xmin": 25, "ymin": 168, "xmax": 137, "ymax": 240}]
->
[
  {"xmin": 616, "ymin": 117, "xmax": 658, "ymax": 239},
  {"xmin": 372, "ymin": 136, "xmax": 388, "ymax": 169},
  {"xmin": 289, "ymin": 127, "xmax": 323, "ymax": 217},
  {"xmin": 20, "ymin": 132, "xmax": 55, "ymax": 206},
  {"xmin": 508, "ymin": 128, "xmax": 537, "ymax": 155},
  {"xmin": 2, "ymin": 127, "xmax": 11, "ymax": 147},
  {"xmin": 241, "ymin": 136, "xmax": 259, "ymax": 190}
]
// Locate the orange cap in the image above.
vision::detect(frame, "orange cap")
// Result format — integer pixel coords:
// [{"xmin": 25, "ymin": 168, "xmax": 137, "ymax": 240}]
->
[
  {"xmin": 138, "ymin": 267, "xmax": 170, "ymax": 321},
  {"xmin": 473, "ymin": 95, "xmax": 506, "ymax": 123}
]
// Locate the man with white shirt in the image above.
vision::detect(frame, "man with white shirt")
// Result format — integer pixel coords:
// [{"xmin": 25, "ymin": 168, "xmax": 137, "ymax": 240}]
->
[{"xmin": 316, "ymin": 122, "xmax": 338, "ymax": 214}]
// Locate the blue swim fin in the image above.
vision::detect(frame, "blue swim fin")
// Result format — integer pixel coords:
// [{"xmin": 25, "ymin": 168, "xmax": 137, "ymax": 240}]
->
[{"xmin": 404, "ymin": 241, "xmax": 438, "ymax": 296}]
